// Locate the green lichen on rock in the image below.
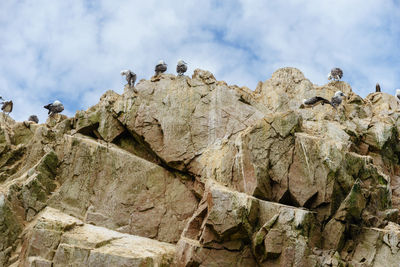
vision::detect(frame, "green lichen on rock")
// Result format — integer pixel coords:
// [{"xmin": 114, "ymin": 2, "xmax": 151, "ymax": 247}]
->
[{"xmin": 0, "ymin": 194, "xmax": 22, "ymax": 265}]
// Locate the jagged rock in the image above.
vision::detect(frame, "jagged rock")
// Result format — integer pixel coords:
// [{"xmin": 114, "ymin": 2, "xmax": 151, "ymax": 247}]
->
[
  {"xmin": 16, "ymin": 207, "xmax": 176, "ymax": 266},
  {"xmin": 48, "ymin": 134, "xmax": 198, "ymax": 243},
  {"xmin": 2, "ymin": 67, "xmax": 400, "ymax": 266},
  {"xmin": 73, "ymin": 90, "xmax": 125, "ymax": 142},
  {"xmin": 113, "ymin": 69, "xmax": 265, "ymax": 171},
  {"xmin": 176, "ymin": 181, "xmax": 319, "ymax": 266}
]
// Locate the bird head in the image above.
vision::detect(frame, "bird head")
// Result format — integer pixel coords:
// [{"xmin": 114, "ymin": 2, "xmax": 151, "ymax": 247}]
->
[
  {"xmin": 334, "ymin": 91, "xmax": 346, "ymax": 98},
  {"xmin": 120, "ymin": 70, "xmax": 129, "ymax": 75},
  {"xmin": 158, "ymin": 60, "xmax": 166, "ymax": 65},
  {"xmin": 177, "ymin": 60, "xmax": 187, "ymax": 65},
  {"xmin": 396, "ymin": 89, "xmax": 400, "ymax": 96},
  {"xmin": 53, "ymin": 100, "xmax": 62, "ymax": 105}
]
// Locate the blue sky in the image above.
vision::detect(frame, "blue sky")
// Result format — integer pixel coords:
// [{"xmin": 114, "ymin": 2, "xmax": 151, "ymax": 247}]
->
[{"xmin": 1, "ymin": 0, "xmax": 399, "ymax": 122}]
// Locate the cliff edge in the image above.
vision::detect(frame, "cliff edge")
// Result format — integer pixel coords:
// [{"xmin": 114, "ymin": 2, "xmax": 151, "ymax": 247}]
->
[{"xmin": 1, "ymin": 68, "xmax": 400, "ymax": 266}]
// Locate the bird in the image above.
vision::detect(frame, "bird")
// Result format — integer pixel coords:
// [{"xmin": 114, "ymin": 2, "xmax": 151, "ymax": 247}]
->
[
  {"xmin": 28, "ymin": 115, "xmax": 39, "ymax": 123},
  {"xmin": 120, "ymin": 70, "xmax": 137, "ymax": 87},
  {"xmin": 330, "ymin": 91, "xmax": 346, "ymax": 109},
  {"xmin": 302, "ymin": 96, "xmax": 332, "ymax": 108},
  {"xmin": 155, "ymin": 60, "xmax": 167, "ymax": 76},
  {"xmin": 328, "ymin": 68, "xmax": 343, "ymax": 81},
  {"xmin": 176, "ymin": 60, "xmax": 188, "ymax": 76},
  {"xmin": 396, "ymin": 89, "xmax": 400, "ymax": 103},
  {"xmin": 301, "ymin": 91, "xmax": 346, "ymax": 110},
  {"xmin": 1, "ymin": 99, "xmax": 13, "ymax": 114},
  {"xmin": 376, "ymin": 83, "xmax": 381, "ymax": 92},
  {"xmin": 44, "ymin": 100, "xmax": 64, "ymax": 116}
]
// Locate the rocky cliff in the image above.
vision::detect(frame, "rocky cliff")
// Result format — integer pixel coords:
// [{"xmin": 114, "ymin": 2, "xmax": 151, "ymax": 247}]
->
[{"xmin": 1, "ymin": 68, "xmax": 400, "ymax": 266}]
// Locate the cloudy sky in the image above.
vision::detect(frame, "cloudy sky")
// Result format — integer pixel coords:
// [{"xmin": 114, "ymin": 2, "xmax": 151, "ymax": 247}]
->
[{"xmin": 1, "ymin": 0, "xmax": 399, "ymax": 122}]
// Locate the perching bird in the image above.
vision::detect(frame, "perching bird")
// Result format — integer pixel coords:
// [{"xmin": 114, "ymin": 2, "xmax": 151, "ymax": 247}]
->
[
  {"xmin": 302, "ymin": 91, "xmax": 346, "ymax": 110},
  {"xmin": 176, "ymin": 60, "xmax": 188, "ymax": 76},
  {"xmin": 330, "ymin": 91, "xmax": 346, "ymax": 109},
  {"xmin": 1, "ymin": 100, "xmax": 13, "ymax": 114},
  {"xmin": 328, "ymin": 68, "xmax": 343, "ymax": 81},
  {"xmin": 44, "ymin": 100, "xmax": 64, "ymax": 116},
  {"xmin": 396, "ymin": 89, "xmax": 400, "ymax": 103},
  {"xmin": 155, "ymin": 60, "xmax": 167, "ymax": 76},
  {"xmin": 376, "ymin": 83, "xmax": 381, "ymax": 92},
  {"xmin": 120, "ymin": 70, "xmax": 137, "ymax": 87},
  {"xmin": 28, "ymin": 115, "xmax": 39, "ymax": 123}
]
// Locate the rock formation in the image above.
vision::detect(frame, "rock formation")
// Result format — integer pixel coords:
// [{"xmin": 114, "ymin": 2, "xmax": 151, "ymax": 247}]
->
[{"xmin": 1, "ymin": 68, "xmax": 400, "ymax": 266}]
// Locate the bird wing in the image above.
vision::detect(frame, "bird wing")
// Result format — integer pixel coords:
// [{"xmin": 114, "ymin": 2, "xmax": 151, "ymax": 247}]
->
[
  {"xmin": 44, "ymin": 103, "xmax": 52, "ymax": 114},
  {"xmin": 376, "ymin": 84, "xmax": 381, "ymax": 92},
  {"xmin": 1, "ymin": 101, "xmax": 13, "ymax": 113},
  {"xmin": 304, "ymin": 96, "xmax": 331, "ymax": 106}
]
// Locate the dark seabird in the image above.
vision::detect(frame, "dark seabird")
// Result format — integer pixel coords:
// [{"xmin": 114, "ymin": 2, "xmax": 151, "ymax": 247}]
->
[
  {"xmin": 1, "ymin": 100, "xmax": 13, "ymax": 114},
  {"xmin": 120, "ymin": 70, "xmax": 137, "ymax": 87},
  {"xmin": 376, "ymin": 83, "xmax": 381, "ymax": 92},
  {"xmin": 301, "ymin": 91, "xmax": 346, "ymax": 110},
  {"xmin": 44, "ymin": 100, "xmax": 64, "ymax": 116},
  {"xmin": 155, "ymin": 60, "xmax": 167, "ymax": 76},
  {"xmin": 176, "ymin": 60, "xmax": 188, "ymax": 76},
  {"xmin": 28, "ymin": 115, "xmax": 39, "ymax": 123},
  {"xmin": 302, "ymin": 96, "xmax": 332, "ymax": 108},
  {"xmin": 328, "ymin": 68, "xmax": 343, "ymax": 81},
  {"xmin": 396, "ymin": 89, "xmax": 400, "ymax": 103},
  {"xmin": 330, "ymin": 91, "xmax": 346, "ymax": 109}
]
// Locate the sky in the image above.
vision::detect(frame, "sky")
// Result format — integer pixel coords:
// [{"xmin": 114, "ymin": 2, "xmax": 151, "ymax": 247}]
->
[{"xmin": 1, "ymin": 0, "xmax": 399, "ymax": 122}]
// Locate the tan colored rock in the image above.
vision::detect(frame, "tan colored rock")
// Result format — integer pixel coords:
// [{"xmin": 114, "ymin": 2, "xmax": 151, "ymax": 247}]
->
[
  {"xmin": 113, "ymin": 69, "xmax": 265, "ymax": 171},
  {"xmin": 73, "ymin": 90, "xmax": 125, "ymax": 142},
  {"xmin": 2, "ymin": 67, "xmax": 400, "ymax": 266},
  {"xmin": 176, "ymin": 181, "xmax": 319, "ymax": 266},
  {"xmin": 48, "ymin": 134, "xmax": 198, "ymax": 243},
  {"xmin": 18, "ymin": 207, "xmax": 176, "ymax": 266}
]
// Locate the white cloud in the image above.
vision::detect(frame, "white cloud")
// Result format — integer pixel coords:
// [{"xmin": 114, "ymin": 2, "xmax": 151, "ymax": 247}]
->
[{"xmin": 0, "ymin": 0, "xmax": 399, "ymax": 122}]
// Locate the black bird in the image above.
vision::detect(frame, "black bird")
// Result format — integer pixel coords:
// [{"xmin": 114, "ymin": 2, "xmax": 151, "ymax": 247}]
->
[
  {"xmin": 176, "ymin": 60, "xmax": 188, "ymax": 76},
  {"xmin": 328, "ymin": 68, "xmax": 343, "ymax": 81},
  {"xmin": 121, "ymin": 70, "xmax": 137, "ymax": 87},
  {"xmin": 302, "ymin": 91, "xmax": 346, "ymax": 110},
  {"xmin": 155, "ymin": 60, "xmax": 167, "ymax": 76},
  {"xmin": 28, "ymin": 115, "xmax": 39, "ymax": 123},
  {"xmin": 44, "ymin": 100, "xmax": 64, "ymax": 116},
  {"xmin": 376, "ymin": 83, "xmax": 381, "ymax": 92},
  {"xmin": 330, "ymin": 91, "xmax": 346, "ymax": 109},
  {"xmin": 1, "ymin": 97, "xmax": 13, "ymax": 114}
]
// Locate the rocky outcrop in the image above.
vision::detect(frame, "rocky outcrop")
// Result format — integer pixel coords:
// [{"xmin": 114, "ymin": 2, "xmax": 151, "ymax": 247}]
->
[{"xmin": 1, "ymin": 67, "xmax": 400, "ymax": 266}]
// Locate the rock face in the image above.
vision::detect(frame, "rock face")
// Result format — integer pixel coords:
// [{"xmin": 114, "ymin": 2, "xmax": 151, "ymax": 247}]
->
[{"xmin": 1, "ymin": 68, "xmax": 400, "ymax": 266}]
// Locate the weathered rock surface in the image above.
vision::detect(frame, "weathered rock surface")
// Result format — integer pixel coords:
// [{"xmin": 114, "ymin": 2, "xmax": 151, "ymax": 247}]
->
[
  {"xmin": 13, "ymin": 207, "xmax": 176, "ymax": 266},
  {"xmin": 1, "ymin": 68, "xmax": 400, "ymax": 266}
]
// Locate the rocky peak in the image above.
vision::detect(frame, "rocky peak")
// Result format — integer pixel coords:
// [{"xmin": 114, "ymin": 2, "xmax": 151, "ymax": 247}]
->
[{"xmin": 1, "ymin": 68, "xmax": 400, "ymax": 266}]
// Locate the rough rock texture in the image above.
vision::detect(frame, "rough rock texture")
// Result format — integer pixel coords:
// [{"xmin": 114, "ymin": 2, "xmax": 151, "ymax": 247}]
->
[{"xmin": 1, "ymin": 68, "xmax": 400, "ymax": 266}]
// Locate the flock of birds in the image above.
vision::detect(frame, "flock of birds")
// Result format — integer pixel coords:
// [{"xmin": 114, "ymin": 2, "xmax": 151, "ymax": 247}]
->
[
  {"xmin": 0, "ymin": 96, "xmax": 64, "ymax": 124},
  {"xmin": 302, "ymin": 67, "xmax": 400, "ymax": 110},
  {"xmin": 1, "ymin": 65, "xmax": 399, "ymax": 124},
  {"xmin": 120, "ymin": 59, "xmax": 187, "ymax": 88}
]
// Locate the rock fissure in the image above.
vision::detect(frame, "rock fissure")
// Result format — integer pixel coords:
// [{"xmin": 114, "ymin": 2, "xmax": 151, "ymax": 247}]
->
[{"xmin": 2, "ymin": 68, "xmax": 400, "ymax": 266}]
